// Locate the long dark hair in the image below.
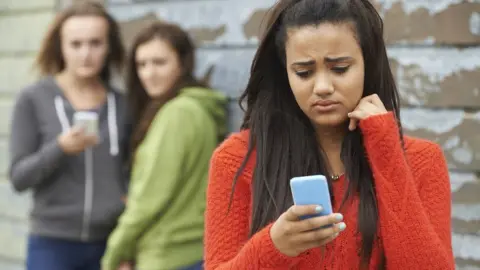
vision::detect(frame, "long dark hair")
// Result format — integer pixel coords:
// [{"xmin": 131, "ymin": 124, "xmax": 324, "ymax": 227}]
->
[
  {"xmin": 126, "ymin": 21, "xmax": 206, "ymax": 155},
  {"xmin": 36, "ymin": 1, "xmax": 124, "ymax": 82},
  {"xmin": 233, "ymin": 0, "xmax": 402, "ymax": 267}
]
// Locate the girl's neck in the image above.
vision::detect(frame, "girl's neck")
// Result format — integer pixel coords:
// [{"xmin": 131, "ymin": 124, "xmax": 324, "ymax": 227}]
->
[
  {"xmin": 315, "ymin": 125, "xmax": 347, "ymax": 177},
  {"xmin": 56, "ymin": 71, "xmax": 103, "ymax": 93}
]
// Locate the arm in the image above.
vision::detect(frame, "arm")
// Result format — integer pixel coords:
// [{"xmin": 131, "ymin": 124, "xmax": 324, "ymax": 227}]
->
[
  {"xmin": 101, "ymin": 101, "xmax": 197, "ymax": 270},
  {"xmin": 9, "ymin": 91, "xmax": 65, "ymax": 192},
  {"xmin": 204, "ymin": 136, "xmax": 302, "ymax": 269},
  {"xmin": 359, "ymin": 112, "xmax": 454, "ymax": 270}
]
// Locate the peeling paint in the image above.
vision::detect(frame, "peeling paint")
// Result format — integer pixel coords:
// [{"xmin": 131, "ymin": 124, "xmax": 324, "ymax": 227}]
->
[
  {"xmin": 456, "ymin": 265, "xmax": 480, "ymax": 270},
  {"xmin": 470, "ymin": 12, "xmax": 480, "ymax": 36},
  {"xmin": 387, "ymin": 48, "xmax": 480, "ymax": 83},
  {"xmin": 195, "ymin": 49, "xmax": 255, "ymax": 97},
  {"xmin": 378, "ymin": 0, "xmax": 477, "ymax": 15},
  {"xmin": 452, "ymin": 233, "xmax": 480, "ymax": 260},
  {"xmin": 108, "ymin": 0, "xmax": 277, "ymax": 45},
  {"xmin": 400, "ymin": 108, "xmax": 464, "ymax": 134},
  {"xmin": 450, "ymin": 172, "xmax": 477, "ymax": 192},
  {"xmin": 452, "ymin": 204, "xmax": 480, "ymax": 222},
  {"xmin": 444, "ymin": 136, "xmax": 461, "ymax": 150},
  {"xmin": 452, "ymin": 144, "xmax": 475, "ymax": 164}
]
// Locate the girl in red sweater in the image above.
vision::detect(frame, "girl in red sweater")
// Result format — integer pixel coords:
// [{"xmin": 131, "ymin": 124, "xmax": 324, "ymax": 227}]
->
[{"xmin": 204, "ymin": 0, "xmax": 455, "ymax": 269}]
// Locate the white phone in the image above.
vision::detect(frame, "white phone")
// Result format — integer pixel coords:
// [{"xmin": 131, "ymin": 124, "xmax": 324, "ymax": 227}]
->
[{"xmin": 73, "ymin": 111, "xmax": 99, "ymax": 136}]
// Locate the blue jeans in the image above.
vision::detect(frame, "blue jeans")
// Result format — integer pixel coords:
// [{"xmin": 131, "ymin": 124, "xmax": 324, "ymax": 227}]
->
[
  {"xmin": 179, "ymin": 260, "xmax": 203, "ymax": 270},
  {"xmin": 26, "ymin": 235, "xmax": 106, "ymax": 270}
]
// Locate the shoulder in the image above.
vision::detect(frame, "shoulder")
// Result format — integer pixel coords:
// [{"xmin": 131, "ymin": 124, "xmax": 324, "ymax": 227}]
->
[
  {"xmin": 16, "ymin": 77, "xmax": 54, "ymax": 102},
  {"xmin": 210, "ymin": 130, "xmax": 254, "ymax": 179},
  {"xmin": 163, "ymin": 94, "xmax": 203, "ymax": 117},
  {"xmin": 403, "ymin": 135, "xmax": 447, "ymax": 176},
  {"xmin": 146, "ymin": 97, "xmax": 205, "ymax": 139},
  {"xmin": 404, "ymin": 135, "xmax": 444, "ymax": 160}
]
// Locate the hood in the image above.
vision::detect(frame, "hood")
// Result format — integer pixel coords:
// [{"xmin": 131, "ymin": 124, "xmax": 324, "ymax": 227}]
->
[{"xmin": 179, "ymin": 87, "xmax": 228, "ymax": 140}]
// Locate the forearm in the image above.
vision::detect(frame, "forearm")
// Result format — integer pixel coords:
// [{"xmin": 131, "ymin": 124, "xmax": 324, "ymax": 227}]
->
[{"xmin": 9, "ymin": 138, "xmax": 65, "ymax": 192}]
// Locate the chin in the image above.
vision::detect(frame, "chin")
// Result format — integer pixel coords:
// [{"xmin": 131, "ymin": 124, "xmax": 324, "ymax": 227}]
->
[
  {"xmin": 75, "ymin": 69, "xmax": 100, "ymax": 79},
  {"xmin": 146, "ymin": 89, "xmax": 168, "ymax": 98},
  {"xmin": 309, "ymin": 113, "xmax": 348, "ymax": 128}
]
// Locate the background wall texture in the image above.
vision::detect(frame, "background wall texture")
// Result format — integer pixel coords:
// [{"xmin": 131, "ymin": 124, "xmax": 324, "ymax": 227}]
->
[{"xmin": 0, "ymin": 0, "xmax": 479, "ymax": 269}]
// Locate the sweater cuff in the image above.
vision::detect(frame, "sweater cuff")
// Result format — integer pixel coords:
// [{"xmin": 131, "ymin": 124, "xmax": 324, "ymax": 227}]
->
[
  {"xmin": 358, "ymin": 111, "xmax": 398, "ymax": 137},
  {"xmin": 254, "ymin": 223, "xmax": 303, "ymax": 268}
]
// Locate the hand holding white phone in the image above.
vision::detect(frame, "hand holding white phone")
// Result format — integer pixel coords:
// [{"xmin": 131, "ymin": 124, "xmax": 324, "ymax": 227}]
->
[
  {"xmin": 57, "ymin": 111, "xmax": 99, "ymax": 154},
  {"xmin": 73, "ymin": 111, "xmax": 99, "ymax": 136}
]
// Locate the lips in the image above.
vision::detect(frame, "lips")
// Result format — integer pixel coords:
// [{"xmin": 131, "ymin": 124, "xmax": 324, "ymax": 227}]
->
[
  {"xmin": 312, "ymin": 100, "xmax": 340, "ymax": 112},
  {"xmin": 313, "ymin": 100, "xmax": 339, "ymax": 106}
]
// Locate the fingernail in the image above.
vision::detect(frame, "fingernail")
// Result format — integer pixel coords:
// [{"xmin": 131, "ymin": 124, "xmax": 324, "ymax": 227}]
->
[
  {"xmin": 338, "ymin": 222, "xmax": 346, "ymax": 231},
  {"xmin": 315, "ymin": 205, "xmax": 323, "ymax": 213},
  {"xmin": 335, "ymin": 213, "xmax": 343, "ymax": 222}
]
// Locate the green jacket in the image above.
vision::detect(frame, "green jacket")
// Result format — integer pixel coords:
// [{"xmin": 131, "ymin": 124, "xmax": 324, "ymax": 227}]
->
[{"xmin": 102, "ymin": 87, "xmax": 227, "ymax": 270}]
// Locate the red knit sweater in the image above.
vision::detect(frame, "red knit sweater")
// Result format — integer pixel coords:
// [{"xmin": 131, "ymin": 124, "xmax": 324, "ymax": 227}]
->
[{"xmin": 204, "ymin": 112, "xmax": 455, "ymax": 270}]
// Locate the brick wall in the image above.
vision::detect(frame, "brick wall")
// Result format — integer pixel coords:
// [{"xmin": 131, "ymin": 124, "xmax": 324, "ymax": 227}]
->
[
  {"xmin": 0, "ymin": 1, "xmax": 57, "ymax": 269},
  {"xmin": 0, "ymin": 0, "xmax": 478, "ymax": 269}
]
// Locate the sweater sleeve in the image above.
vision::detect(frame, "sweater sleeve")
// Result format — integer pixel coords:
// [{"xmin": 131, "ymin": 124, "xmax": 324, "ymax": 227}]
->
[
  {"xmin": 101, "ymin": 101, "xmax": 197, "ymax": 270},
  {"xmin": 8, "ymin": 90, "xmax": 65, "ymax": 192},
  {"xmin": 359, "ymin": 112, "xmax": 454, "ymax": 270},
  {"xmin": 204, "ymin": 137, "xmax": 302, "ymax": 269}
]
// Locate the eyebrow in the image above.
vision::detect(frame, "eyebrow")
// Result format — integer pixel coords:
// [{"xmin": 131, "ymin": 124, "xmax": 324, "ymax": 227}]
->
[
  {"xmin": 292, "ymin": 56, "xmax": 353, "ymax": 66},
  {"xmin": 325, "ymin": 56, "xmax": 353, "ymax": 63},
  {"xmin": 291, "ymin": 60, "xmax": 315, "ymax": 66}
]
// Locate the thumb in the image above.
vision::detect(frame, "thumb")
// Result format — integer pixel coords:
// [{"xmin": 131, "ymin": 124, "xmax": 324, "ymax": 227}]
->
[
  {"xmin": 348, "ymin": 117, "xmax": 356, "ymax": 131},
  {"xmin": 70, "ymin": 125, "xmax": 85, "ymax": 135}
]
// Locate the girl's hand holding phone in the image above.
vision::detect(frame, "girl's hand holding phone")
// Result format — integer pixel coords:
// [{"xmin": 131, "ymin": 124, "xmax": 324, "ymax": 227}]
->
[
  {"xmin": 58, "ymin": 126, "xmax": 99, "ymax": 154},
  {"xmin": 270, "ymin": 204, "xmax": 346, "ymax": 257}
]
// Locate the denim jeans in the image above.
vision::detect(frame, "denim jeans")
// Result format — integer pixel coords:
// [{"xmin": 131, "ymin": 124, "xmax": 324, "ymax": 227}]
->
[
  {"xmin": 26, "ymin": 235, "xmax": 106, "ymax": 270},
  {"xmin": 179, "ymin": 260, "xmax": 203, "ymax": 270}
]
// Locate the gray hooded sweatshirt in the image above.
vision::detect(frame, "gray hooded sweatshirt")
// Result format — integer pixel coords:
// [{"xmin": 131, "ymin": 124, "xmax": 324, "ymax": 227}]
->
[{"xmin": 8, "ymin": 76, "xmax": 131, "ymax": 242}]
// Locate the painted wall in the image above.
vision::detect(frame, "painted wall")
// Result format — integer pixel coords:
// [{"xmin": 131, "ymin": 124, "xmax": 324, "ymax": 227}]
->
[{"xmin": 0, "ymin": 0, "xmax": 478, "ymax": 269}]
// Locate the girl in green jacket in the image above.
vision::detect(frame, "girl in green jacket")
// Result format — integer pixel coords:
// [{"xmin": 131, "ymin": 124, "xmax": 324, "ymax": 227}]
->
[{"xmin": 102, "ymin": 21, "xmax": 227, "ymax": 270}]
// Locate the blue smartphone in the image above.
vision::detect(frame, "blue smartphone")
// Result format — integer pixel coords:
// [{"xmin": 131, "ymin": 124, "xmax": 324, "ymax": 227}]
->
[{"xmin": 290, "ymin": 175, "xmax": 333, "ymax": 219}]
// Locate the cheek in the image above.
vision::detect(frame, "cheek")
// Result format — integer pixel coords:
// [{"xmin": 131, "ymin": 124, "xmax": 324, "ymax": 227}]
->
[
  {"xmin": 341, "ymin": 70, "xmax": 364, "ymax": 109},
  {"xmin": 93, "ymin": 45, "xmax": 108, "ymax": 60},
  {"xmin": 61, "ymin": 46, "xmax": 77, "ymax": 63},
  {"xmin": 288, "ymin": 74, "xmax": 312, "ymax": 108}
]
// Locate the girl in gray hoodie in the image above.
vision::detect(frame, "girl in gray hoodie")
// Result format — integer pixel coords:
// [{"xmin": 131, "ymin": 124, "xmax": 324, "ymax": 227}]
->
[{"xmin": 8, "ymin": 2, "xmax": 131, "ymax": 270}]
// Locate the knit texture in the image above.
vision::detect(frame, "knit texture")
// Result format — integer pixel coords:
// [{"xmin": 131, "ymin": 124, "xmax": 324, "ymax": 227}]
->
[{"xmin": 204, "ymin": 112, "xmax": 455, "ymax": 270}]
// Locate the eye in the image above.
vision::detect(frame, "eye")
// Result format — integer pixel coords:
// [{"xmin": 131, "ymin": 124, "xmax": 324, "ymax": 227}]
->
[
  {"xmin": 71, "ymin": 40, "xmax": 81, "ymax": 48},
  {"xmin": 295, "ymin": 70, "xmax": 312, "ymax": 79},
  {"xmin": 90, "ymin": 39, "xmax": 103, "ymax": 47},
  {"xmin": 136, "ymin": 61, "xmax": 146, "ymax": 68},
  {"xmin": 332, "ymin": 66, "xmax": 350, "ymax": 74},
  {"xmin": 153, "ymin": 58, "xmax": 167, "ymax": 66}
]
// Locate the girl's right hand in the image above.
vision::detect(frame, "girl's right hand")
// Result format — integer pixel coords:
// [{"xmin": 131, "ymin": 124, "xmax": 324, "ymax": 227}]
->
[
  {"xmin": 270, "ymin": 205, "xmax": 346, "ymax": 257},
  {"xmin": 58, "ymin": 126, "xmax": 99, "ymax": 154}
]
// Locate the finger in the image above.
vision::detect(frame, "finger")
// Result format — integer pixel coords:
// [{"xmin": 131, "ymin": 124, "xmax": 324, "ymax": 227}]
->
[
  {"xmin": 295, "ymin": 213, "xmax": 344, "ymax": 232},
  {"xmin": 348, "ymin": 110, "xmax": 368, "ymax": 121},
  {"xmin": 302, "ymin": 231, "xmax": 341, "ymax": 250},
  {"xmin": 367, "ymin": 94, "xmax": 384, "ymax": 107},
  {"xmin": 70, "ymin": 126, "xmax": 85, "ymax": 135},
  {"xmin": 348, "ymin": 118, "xmax": 357, "ymax": 131},
  {"xmin": 296, "ymin": 221, "xmax": 346, "ymax": 243},
  {"xmin": 284, "ymin": 204, "xmax": 323, "ymax": 221}
]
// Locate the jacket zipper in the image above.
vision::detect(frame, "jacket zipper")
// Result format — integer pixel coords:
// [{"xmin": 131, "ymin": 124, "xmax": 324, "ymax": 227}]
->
[{"xmin": 81, "ymin": 147, "xmax": 94, "ymax": 241}]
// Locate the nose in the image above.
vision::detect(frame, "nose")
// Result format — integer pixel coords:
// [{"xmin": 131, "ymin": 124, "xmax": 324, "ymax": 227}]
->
[
  {"xmin": 140, "ymin": 62, "xmax": 155, "ymax": 80},
  {"xmin": 79, "ymin": 44, "xmax": 92, "ymax": 59},
  {"xmin": 312, "ymin": 72, "xmax": 334, "ymax": 97}
]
